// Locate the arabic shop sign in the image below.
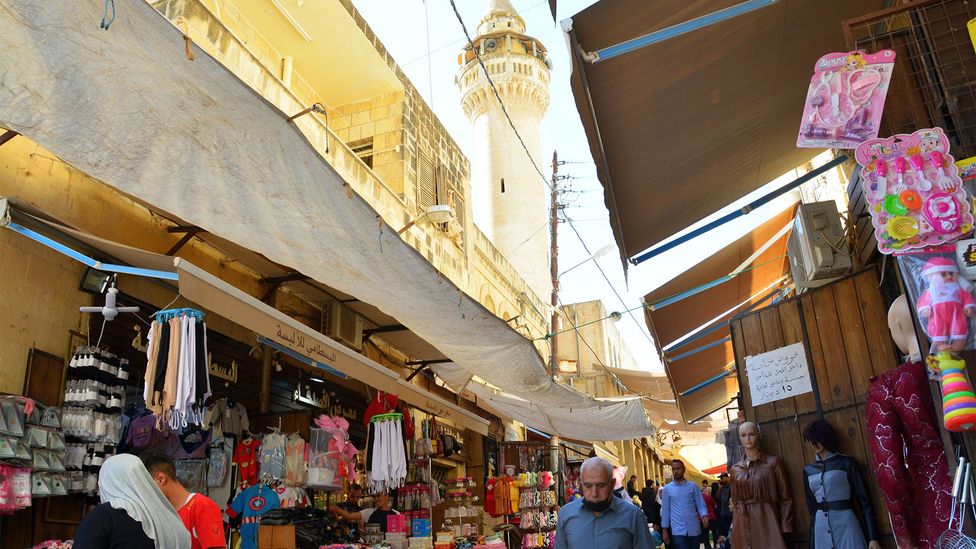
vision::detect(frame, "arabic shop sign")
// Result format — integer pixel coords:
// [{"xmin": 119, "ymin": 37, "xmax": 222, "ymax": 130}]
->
[
  {"xmin": 745, "ymin": 342, "xmax": 814, "ymax": 406},
  {"xmin": 274, "ymin": 323, "xmax": 337, "ymax": 365}
]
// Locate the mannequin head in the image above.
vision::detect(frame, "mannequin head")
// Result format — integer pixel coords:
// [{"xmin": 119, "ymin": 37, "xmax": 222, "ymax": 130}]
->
[
  {"xmin": 888, "ymin": 294, "xmax": 921, "ymax": 361},
  {"xmin": 739, "ymin": 422, "xmax": 761, "ymax": 455},
  {"xmin": 802, "ymin": 419, "xmax": 840, "ymax": 458}
]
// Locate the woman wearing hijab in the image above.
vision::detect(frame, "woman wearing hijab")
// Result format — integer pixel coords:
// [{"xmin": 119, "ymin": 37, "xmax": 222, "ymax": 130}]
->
[{"xmin": 74, "ymin": 454, "xmax": 191, "ymax": 549}]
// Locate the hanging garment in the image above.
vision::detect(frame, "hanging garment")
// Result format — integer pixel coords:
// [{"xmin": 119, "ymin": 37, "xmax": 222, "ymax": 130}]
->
[
  {"xmin": 175, "ymin": 460, "xmax": 208, "ymax": 494},
  {"xmin": 803, "ymin": 452, "xmax": 878, "ymax": 549},
  {"xmin": 227, "ymin": 484, "xmax": 280, "ymax": 549},
  {"xmin": 162, "ymin": 317, "xmax": 183, "ymax": 419},
  {"xmin": 259, "ymin": 432, "xmax": 287, "ymax": 481},
  {"xmin": 194, "ymin": 321, "xmax": 211, "ymax": 411},
  {"xmin": 173, "ymin": 316, "xmax": 196, "ymax": 429},
  {"xmin": 367, "ymin": 418, "xmax": 407, "ymax": 492},
  {"xmin": 273, "ymin": 485, "xmax": 310, "ymax": 508},
  {"xmin": 234, "ymin": 438, "xmax": 261, "ymax": 487},
  {"xmin": 866, "ymin": 360, "xmax": 952, "ymax": 549},
  {"xmin": 206, "ymin": 399, "xmax": 249, "ymax": 438},
  {"xmin": 729, "ymin": 451, "xmax": 793, "ymax": 549},
  {"xmin": 284, "ymin": 433, "xmax": 307, "ymax": 486}
]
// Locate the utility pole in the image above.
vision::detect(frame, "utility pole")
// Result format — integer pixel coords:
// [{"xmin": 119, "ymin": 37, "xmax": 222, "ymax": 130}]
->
[{"xmin": 550, "ymin": 150, "xmax": 559, "ymax": 378}]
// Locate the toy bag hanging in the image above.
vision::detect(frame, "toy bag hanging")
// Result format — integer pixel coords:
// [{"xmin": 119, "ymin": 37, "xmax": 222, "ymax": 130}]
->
[
  {"xmin": 856, "ymin": 128, "xmax": 973, "ymax": 254},
  {"xmin": 797, "ymin": 49, "xmax": 895, "ymax": 149},
  {"xmin": 898, "ymin": 250, "xmax": 976, "ymax": 353}
]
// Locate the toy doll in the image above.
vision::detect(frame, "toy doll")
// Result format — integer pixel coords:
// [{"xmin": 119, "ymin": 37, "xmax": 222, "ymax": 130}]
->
[{"xmin": 916, "ymin": 257, "xmax": 976, "ymax": 351}]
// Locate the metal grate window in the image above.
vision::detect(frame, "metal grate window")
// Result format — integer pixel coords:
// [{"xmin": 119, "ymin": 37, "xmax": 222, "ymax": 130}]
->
[{"xmin": 843, "ymin": 0, "xmax": 976, "ymax": 157}]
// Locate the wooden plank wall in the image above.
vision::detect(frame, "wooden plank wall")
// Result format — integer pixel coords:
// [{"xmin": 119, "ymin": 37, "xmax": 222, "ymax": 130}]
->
[{"xmin": 731, "ymin": 269, "xmax": 900, "ymax": 549}]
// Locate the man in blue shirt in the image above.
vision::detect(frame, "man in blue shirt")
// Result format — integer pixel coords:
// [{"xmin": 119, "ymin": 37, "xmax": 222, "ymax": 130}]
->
[
  {"xmin": 661, "ymin": 459, "xmax": 709, "ymax": 549},
  {"xmin": 554, "ymin": 457, "xmax": 653, "ymax": 549}
]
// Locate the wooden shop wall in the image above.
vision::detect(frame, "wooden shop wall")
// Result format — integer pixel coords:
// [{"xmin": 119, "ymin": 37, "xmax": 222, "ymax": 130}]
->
[{"xmin": 730, "ymin": 268, "xmax": 899, "ymax": 549}]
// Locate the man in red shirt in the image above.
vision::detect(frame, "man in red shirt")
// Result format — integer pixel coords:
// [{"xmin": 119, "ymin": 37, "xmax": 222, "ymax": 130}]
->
[{"xmin": 141, "ymin": 449, "xmax": 226, "ymax": 549}]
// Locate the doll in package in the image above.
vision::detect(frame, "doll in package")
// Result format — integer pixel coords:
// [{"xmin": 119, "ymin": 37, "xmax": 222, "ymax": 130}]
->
[{"xmin": 899, "ymin": 250, "xmax": 976, "ymax": 353}]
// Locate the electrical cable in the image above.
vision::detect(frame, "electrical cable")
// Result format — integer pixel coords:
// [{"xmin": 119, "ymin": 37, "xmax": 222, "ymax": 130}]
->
[{"xmin": 448, "ymin": 1, "xmax": 658, "ymax": 349}]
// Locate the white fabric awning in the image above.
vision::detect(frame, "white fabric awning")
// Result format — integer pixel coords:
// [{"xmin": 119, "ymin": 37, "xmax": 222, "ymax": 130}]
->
[{"xmin": 0, "ymin": 0, "xmax": 651, "ymax": 440}]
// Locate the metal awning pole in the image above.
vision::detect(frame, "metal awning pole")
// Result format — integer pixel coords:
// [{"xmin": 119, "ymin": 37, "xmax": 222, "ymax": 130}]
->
[{"xmin": 631, "ymin": 154, "xmax": 848, "ymax": 265}]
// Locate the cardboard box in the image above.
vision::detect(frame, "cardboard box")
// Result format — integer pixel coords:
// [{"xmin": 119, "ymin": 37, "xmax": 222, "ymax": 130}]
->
[{"xmin": 257, "ymin": 525, "xmax": 296, "ymax": 549}]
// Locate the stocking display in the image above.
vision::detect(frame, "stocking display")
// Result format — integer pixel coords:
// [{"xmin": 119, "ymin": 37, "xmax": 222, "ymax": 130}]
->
[{"xmin": 866, "ymin": 361, "xmax": 952, "ymax": 548}]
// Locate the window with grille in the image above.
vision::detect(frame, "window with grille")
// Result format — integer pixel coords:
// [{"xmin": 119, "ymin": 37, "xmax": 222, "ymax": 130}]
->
[
  {"xmin": 417, "ymin": 152, "xmax": 436, "ymax": 212},
  {"xmin": 350, "ymin": 138, "xmax": 373, "ymax": 169}
]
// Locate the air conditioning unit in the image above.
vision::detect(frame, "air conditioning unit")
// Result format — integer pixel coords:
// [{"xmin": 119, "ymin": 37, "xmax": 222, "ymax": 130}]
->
[
  {"xmin": 787, "ymin": 201, "xmax": 852, "ymax": 293},
  {"xmin": 321, "ymin": 300, "xmax": 363, "ymax": 351}
]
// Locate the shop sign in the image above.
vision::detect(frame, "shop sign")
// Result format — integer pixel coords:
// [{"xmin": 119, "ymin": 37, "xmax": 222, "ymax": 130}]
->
[
  {"xmin": 745, "ymin": 342, "xmax": 813, "ymax": 406},
  {"xmin": 275, "ymin": 324, "xmax": 338, "ymax": 365},
  {"xmin": 293, "ymin": 384, "xmax": 360, "ymax": 422}
]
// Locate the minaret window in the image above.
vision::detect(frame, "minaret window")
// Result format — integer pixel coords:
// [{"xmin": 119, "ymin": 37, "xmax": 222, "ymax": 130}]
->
[
  {"xmin": 349, "ymin": 138, "xmax": 373, "ymax": 169},
  {"xmin": 500, "ymin": 178, "xmax": 505, "ymax": 193}
]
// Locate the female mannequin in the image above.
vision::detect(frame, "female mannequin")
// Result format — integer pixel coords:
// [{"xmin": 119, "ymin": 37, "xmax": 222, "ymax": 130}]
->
[
  {"xmin": 801, "ymin": 419, "xmax": 881, "ymax": 549},
  {"xmin": 729, "ymin": 422, "xmax": 793, "ymax": 549}
]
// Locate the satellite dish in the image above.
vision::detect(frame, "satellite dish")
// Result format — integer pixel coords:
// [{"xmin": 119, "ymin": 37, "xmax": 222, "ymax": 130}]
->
[{"xmin": 80, "ymin": 284, "xmax": 139, "ymax": 321}]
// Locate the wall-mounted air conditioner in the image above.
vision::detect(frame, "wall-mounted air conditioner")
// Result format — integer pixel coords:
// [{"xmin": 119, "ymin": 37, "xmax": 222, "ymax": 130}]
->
[
  {"xmin": 321, "ymin": 300, "xmax": 363, "ymax": 351},
  {"xmin": 787, "ymin": 201, "xmax": 852, "ymax": 293}
]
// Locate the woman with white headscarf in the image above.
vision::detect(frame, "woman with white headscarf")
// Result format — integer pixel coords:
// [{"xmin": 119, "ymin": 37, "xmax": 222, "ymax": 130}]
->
[{"xmin": 74, "ymin": 454, "xmax": 191, "ymax": 549}]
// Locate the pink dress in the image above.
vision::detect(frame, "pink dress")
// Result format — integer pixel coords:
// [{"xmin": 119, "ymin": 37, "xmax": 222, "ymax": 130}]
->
[{"xmin": 917, "ymin": 281, "xmax": 975, "ymax": 342}]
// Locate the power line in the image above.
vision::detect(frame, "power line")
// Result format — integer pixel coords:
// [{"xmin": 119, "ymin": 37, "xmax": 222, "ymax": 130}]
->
[{"xmin": 446, "ymin": 1, "xmax": 655, "ymax": 349}]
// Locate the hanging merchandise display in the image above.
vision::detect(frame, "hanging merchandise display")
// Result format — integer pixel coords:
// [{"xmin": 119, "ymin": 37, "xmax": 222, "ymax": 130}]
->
[
  {"xmin": 866, "ymin": 360, "xmax": 952, "ymax": 548},
  {"xmin": 206, "ymin": 397, "xmax": 250, "ymax": 438},
  {"xmin": 234, "ymin": 433, "xmax": 262, "ymax": 488},
  {"xmin": 366, "ymin": 412, "xmax": 407, "ymax": 493},
  {"xmin": 898, "ymin": 251, "xmax": 976, "ymax": 353},
  {"xmin": 284, "ymin": 432, "xmax": 307, "ymax": 486},
  {"xmin": 856, "ymin": 128, "xmax": 973, "ymax": 254},
  {"xmin": 227, "ymin": 482, "xmax": 281, "ymax": 549},
  {"xmin": 143, "ymin": 308, "xmax": 213, "ymax": 429},
  {"xmin": 308, "ymin": 415, "xmax": 359, "ymax": 490},
  {"xmin": 797, "ymin": 50, "xmax": 895, "ymax": 149}
]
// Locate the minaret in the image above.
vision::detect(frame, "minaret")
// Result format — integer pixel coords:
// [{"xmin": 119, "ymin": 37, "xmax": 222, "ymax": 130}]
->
[{"xmin": 457, "ymin": 0, "xmax": 552, "ymax": 300}]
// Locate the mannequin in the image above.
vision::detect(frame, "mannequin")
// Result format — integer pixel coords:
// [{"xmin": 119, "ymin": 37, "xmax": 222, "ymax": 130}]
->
[
  {"xmin": 801, "ymin": 419, "xmax": 881, "ymax": 549},
  {"xmin": 728, "ymin": 422, "xmax": 793, "ymax": 549},
  {"xmin": 864, "ymin": 294, "xmax": 951, "ymax": 548},
  {"xmin": 887, "ymin": 294, "xmax": 922, "ymax": 363}
]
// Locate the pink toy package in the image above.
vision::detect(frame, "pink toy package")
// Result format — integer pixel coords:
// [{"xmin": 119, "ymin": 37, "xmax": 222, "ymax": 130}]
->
[
  {"xmin": 797, "ymin": 50, "xmax": 896, "ymax": 149},
  {"xmin": 855, "ymin": 127, "xmax": 973, "ymax": 254}
]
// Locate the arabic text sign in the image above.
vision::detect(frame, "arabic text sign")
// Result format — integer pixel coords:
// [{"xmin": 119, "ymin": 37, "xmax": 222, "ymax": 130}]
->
[{"xmin": 745, "ymin": 342, "xmax": 813, "ymax": 406}]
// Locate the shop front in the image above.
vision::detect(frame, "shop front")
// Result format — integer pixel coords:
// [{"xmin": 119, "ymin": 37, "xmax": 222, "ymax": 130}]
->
[{"xmin": 0, "ymin": 197, "xmax": 506, "ymax": 549}]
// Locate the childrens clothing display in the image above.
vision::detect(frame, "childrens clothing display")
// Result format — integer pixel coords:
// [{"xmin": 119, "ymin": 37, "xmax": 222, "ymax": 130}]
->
[
  {"xmin": 866, "ymin": 360, "xmax": 952, "ymax": 548},
  {"xmin": 144, "ymin": 309, "xmax": 212, "ymax": 429},
  {"xmin": 234, "ymin": 436, "xmax": 261, "ymax": 487},
  {"xmin": 273, "ymin": 485, "xmax": 310, "ymax": 508},
  {"xmin": 284, "ymin": 433, "xmax": 307, "ymax": 486},
  {"xmin": 227, "ymin": 483, "xmax": 281, "ymax": 549},
  {"xmin": 259, "ymin": 431, "xmax": 287, "ymax": 481},
  {"xmin": 206, "ymin": 398, "xmax": 249, "ymax": 438}
]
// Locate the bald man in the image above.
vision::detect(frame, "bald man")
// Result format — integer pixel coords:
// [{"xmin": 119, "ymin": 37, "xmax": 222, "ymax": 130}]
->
[{"xmin": 554, "ymin": 457, "xmax": 653, "ymax": 549}]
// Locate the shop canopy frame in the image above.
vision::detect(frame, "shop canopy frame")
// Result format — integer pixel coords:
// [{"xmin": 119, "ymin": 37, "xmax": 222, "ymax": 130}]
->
[
  {"xmin": 643, "ymin": 205, "xmax": 798, "ymax": 423},
  {"xmin": 0, "ymin": 0, "xmax": 652, "ymax": 441}
]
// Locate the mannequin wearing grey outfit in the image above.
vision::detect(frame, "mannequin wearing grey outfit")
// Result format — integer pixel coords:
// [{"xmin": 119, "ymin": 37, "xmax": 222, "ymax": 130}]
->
[{"xmin": 803, "ymin": 452, "xmax": 878, "ymax": 549}]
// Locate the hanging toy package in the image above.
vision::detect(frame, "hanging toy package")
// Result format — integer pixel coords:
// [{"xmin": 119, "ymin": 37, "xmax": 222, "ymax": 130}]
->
[
  {"xmin": 898, "ymin": 249, "xmax": 976, "ymax": 354},
  {"xmin": 856, "ymin": 127, "xmax": 973, "ymax": 254},
  {"xmin": 797, "ymin": 49, "xmax": 896, "ymax": 149}
]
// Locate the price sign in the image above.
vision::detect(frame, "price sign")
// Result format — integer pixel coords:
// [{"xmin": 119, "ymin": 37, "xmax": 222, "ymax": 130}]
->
[{"xmin": 745, "ymin": 342, "xmax": 814, "ymax": 406}]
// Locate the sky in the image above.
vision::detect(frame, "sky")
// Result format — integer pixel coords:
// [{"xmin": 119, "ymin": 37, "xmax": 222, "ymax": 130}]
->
[{"xmin": 351, "ymin": 0, "xmax": 800, "ymax": 372}]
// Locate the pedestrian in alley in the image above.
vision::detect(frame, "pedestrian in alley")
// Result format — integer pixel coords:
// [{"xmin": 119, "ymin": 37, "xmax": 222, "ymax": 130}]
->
[
  {"xmin": 700, "ymin": 480, "xmax": 718, "ymax": 549},
  {"xmin": 660, "ymin": 459, "xmax": 709, "ymax": 549},
  {"xmin": 641, "ymin": 480, "xmax": 661, "ymax": 529},
  {"xmin": 715, "ymin": 473, "xmax": 733, "ymax": 541},
  {"xmin": 627, "ymin": 474, "xmax": 639, "ymax": 498},
  {"xmin": 554, "ymin": 457, "xmax": 654, "ymax": 549}
]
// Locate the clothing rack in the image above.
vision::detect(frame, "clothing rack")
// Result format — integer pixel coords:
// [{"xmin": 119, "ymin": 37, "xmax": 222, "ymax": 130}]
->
[
  {"xmin": 370, "ymin": 412, "xmax": 402, "ymax": 422},
  {"xmin": 153, "ymin": 307, "xmax": 205, "ymax": 321}
]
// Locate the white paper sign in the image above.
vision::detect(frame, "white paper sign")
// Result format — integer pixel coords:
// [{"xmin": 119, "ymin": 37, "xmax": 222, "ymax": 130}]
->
[{"xmin": 745, "ymin": 342, "xmax": 813, "ymax": 406}]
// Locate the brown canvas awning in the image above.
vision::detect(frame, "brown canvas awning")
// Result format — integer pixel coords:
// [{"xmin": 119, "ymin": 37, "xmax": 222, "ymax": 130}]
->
[
  {"xmin": 644, "ymin": 205, "xmax": 796, "ymax": 422},
  {"xmin": 565, "ymin": 0, "xmax": 883, "ymax": 263}
]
